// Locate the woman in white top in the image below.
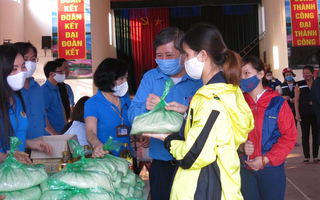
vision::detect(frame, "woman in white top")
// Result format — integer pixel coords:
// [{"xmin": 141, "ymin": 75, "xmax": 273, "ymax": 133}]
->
[{"xmin": 62, "ymin": 96, "xmax": 90, "ymax": 146}]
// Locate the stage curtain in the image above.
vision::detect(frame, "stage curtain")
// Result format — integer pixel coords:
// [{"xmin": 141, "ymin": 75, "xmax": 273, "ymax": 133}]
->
[
  {"xmin": 130, "ymin": 8, "xmax": 169, "ymax": 88},
  {"xmin": 114, "ymin": 9, "xmax": 137, "ymax": 93},
  {"xmin": 170, "ymin": 5, "xmax": 259, "ymax": 55},
  {"xmin": 114, "ymin": 5, "xmax": 258, "ymax": 92}
]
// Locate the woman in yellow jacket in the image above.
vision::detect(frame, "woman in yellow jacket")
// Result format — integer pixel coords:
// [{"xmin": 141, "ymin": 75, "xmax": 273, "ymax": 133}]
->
[{"xmin": 143, "ymin": 23, "xmax": 254, "ymax": 200}]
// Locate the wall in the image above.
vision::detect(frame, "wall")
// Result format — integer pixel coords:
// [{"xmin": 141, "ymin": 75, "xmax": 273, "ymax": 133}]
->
[
  {"xmin": 260, "ymin": 0, "xmax": 287, "ymax": 80},
  {"xmin": 90, "ymin": 0, "xmax": 116, "ymax": 94},
  {"xmin": 24, "ymin": 0, "xmax": 53, "ymax": 81},
  {"xmin": 260, "ymin": 0, "xmax": 303, "ymax": 81},
  {"xmin": 0, "ymin": 0, "xmax": 24, "ymax": 43},
  {"xmin": 22, "ymin": 0, "xmax": 114, "ymax": 103}
]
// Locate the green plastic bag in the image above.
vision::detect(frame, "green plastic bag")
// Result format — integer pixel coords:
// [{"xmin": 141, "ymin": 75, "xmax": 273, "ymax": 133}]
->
[
  {"xmin": 102, "ymin": 136, "xmax": 123, "ymax": 152},
  {"xmin": 99, "ymin": 154, "xmax": 129, "ymax": 176},
  {"xmin": 0, "ymin": 186, "xmax": 41, "ymax": 200},
  {"xmin": 47, "ymin": 139, "xmax": 145, "ymax": 199},
  {"xmin": 40, "ymin": 187, "xmax": 113, "ymax": 200},
  {"xmin": 47, "ymin": 168, "xmax": 114, "ymax": 193},
  {"xmin": 131, "ymin": 79, "xmax": 184, "ymax": 135},
  {"xmin": 115, "ymin": 182, "xmax": 134, "ymax": 198},
  {"xmin": 0, "ymin": 137, "xmax": 48, "ymax": 192},
  {"xmin": 69, "ymin": 136, "xmax": 122, "ymax": 159},
  {"xmin": 121, "ymin": 169, "xmax": 137, "ymax": 187},
  {"xmin": 68, "ymin": 139, "xmax": 120, "ymax": 180}
]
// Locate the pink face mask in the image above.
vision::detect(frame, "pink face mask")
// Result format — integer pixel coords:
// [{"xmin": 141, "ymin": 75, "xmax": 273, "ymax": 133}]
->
[{"xmin": 303, "ymin": 74, "xmax": 313, "ymax": 81}]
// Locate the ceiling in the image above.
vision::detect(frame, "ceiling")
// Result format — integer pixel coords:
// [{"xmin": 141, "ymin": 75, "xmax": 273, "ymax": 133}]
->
[{"xmin": 111, "ymin": 0, "xmax": 261, "ymax": 9}]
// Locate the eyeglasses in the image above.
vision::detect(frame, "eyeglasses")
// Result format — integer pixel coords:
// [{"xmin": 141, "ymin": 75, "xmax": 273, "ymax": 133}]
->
[{"xmin": 54, "ymin": 70, "xmax": 66, "ymax": 74}]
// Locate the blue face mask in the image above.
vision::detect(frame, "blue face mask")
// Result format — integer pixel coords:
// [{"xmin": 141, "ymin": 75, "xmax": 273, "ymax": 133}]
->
[
  {"xmin": 240, "ymin": 75, "xmax": 260, "ymax": 92},
  {"xmin": 285, "ymin": 76, "xmax": 293, "ymax": 81},
  {"xmin": 155, "ymin": 57, "xmax": 182, "ymax": 76}
]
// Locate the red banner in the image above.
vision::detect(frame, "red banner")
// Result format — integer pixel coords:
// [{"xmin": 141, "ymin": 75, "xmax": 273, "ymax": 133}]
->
[
  {"xmin": 58, "ymin": 0, "xmax": 86, "ymax": 60},
  {"xmin": 290, "ymin": 0, "xmax": 320, "ymax": 46}
]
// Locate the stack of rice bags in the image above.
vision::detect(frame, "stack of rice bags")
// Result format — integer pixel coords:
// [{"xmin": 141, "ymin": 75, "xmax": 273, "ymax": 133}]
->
[
  {"xmin": 41, "ymin": 139, "xmax": 145, "ymax": 200},
  {"xmin": 0, "ymin": 137, "xmax": 48, "ymax": 200}
]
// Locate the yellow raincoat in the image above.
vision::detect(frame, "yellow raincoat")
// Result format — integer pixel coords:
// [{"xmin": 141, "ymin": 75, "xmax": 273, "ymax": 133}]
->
[{"xmin": 165, "ymin": 83, "xmax": 254, "ymax": 200}]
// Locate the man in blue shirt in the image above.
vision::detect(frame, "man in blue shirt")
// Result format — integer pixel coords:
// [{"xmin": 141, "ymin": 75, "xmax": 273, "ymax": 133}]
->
[
  {"xmin": 13, "ymin": 42, "xmax": 49, "ymax": 139},
  {"xmin": 128, "ymin": 27, "xmax": 202, "ymax": 200},
  {"xmin": 42, "ymin": 61, "xmax": 67, "ymax": 135},
  {"xmin": 55, "ymin": 58, "xmax": 75, "ymax": 121}
]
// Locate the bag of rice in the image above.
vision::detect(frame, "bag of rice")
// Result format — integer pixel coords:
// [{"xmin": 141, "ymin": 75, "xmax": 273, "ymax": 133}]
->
[
  {"xmin": 68, "ymin": 140, "xmax": 118, "ymax": 180},
  {"xmin": 0, "ymin": 137, "xmax": 48, "ymax": 192},
  {"xmin": 0, "ymin": 186, "xmax": 41, "ymax": 200},
  {"xmin": 47, "ymin": 170, "xmax": 114, "ymax": 193},
  {"xmin": 40, "ymin": 187, "xmax": 113, "ymax": 200},
  {"xmin": 131, "ymin": 79, "xmax": 183, "ymax": 135}
]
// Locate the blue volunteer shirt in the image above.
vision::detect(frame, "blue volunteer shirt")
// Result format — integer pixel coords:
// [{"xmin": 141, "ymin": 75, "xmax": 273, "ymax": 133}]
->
[
  {"xmin": 21, "ymin": 78, "xmax": 48, "ymax": 139},
  {"xmin": 41, "ymin": 80, "xmax": 65, "ymax": 134},
  {"xmin": 128, "ymin": 67, "xmax": 203, "ymax": 161},
  {"xmin": 84, "ymin": 90, "xmax": 133, "ymax": 156},
  {"xmin": 66, "ymin": 83, "xmax": 75, "ymax": 107},
  {"xmin": 0, "ymin": 94, "xmax": 29, "ymax": 153}
]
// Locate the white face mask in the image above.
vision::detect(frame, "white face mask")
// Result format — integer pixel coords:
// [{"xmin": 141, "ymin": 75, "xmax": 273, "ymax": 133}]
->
[
  {"xmin": 7, "ymin": 71, "xmax": 27, "ymax": 91},
  {"xmin": 25, "ymin": 61, "xmax": 37, "ymax": 78},
  {"xmin": 113, "ymin": 81, "xmax": 128, "ymax": 97},
  {"xmin": 184, "ymin": 53, "xmax": 205, "ymax": 80},
  {"xmin": 53, "ymin": 73, "xmax": 66, "ymax": 83}
]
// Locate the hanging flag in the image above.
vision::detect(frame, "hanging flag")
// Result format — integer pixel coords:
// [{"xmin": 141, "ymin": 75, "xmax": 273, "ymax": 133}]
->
[
  {"xmin": 57, "ymin": 0, "xmax": 86, "ymax": 59},
  {"xmin": 290, "ymin": 0, "xmax": 320, "ymax": 46}
]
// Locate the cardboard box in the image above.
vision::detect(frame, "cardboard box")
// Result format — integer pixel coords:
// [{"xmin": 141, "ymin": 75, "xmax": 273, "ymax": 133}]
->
[{"xmin": 31, "ymin": 134, "xmax": 79, "ymax": 173}]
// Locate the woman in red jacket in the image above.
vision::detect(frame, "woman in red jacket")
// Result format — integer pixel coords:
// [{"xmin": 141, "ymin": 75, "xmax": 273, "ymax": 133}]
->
[{"xmin": 238, "ymin": 56, "xmax": 297, "ymax": 200}]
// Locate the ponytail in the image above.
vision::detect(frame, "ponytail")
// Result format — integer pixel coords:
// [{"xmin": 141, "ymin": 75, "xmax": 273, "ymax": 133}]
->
[{"xmin": 222, "ymin": 49, "xmax": 242, "ymax": 86}]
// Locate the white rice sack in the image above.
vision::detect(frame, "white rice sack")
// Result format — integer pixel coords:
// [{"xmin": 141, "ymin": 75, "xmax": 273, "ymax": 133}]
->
[
  {"xmin": 48, "ymin": 170, "xmax": 114, "ymax": 193},
  {"xmin": 130, "ymin": 109, "xmax": 183, "ymax": 135},
  {"xmin": 40, "ymin": 180, "xmax": 49, "ymax": 193},
  {"xmin": 71, "ymin": 157, "xmax": 118, "ymax": 181},
  {"xmin": 40, "ymin": 188, "xmax": 113, "ymax": 200},
  {"xmin": 112, "ymin": 171, "xmax": 123, "ymax": 189},
  {"xmin": 99, "ymin": 154, "xmax": 129, "ymax": 176},
  {"xmin": 135, "ymin": 176, "xmax": 145, "ymax": 190},
  {"xmin": 113, "ymin": 193, "xmax": 125, "ymax": 200},
  {"xmin": 0, "ymin": 163, "xmax": 48, "ymax": 192},
  {"xmin": 0, "ymin": 186, "xmax": 41, "ymax": 200},
  {"xmin": 121, "ymin": 169, "xmax": 137, "ymax": 187},
  {"xmin": 133, "ymin": 189, "xmax": 143, "ymax": 198},
  {"xmin": 116, "ymin": 183, "xmax": 134, "ymax": 198}
]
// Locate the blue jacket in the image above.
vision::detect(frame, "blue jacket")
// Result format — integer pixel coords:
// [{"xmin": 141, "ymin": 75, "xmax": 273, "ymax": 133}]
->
[{"xmin": 240, "ymin": 89, "xmax": 297, "ymax": 168}]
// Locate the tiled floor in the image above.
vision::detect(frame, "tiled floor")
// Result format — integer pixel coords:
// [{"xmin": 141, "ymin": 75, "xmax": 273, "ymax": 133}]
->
[{"xmin": 284, "ymin": 126, "xmax": 319, "ymax": 200}]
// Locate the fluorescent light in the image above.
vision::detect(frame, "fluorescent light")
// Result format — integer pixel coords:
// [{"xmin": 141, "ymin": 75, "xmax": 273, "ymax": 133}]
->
[
  {"xmin": 273, "ymin": 46, "xmax": 279, "ymax": 70},
  {"xmin": 109, "ymin": 13, "xmax": 112, "ymax": 46}
]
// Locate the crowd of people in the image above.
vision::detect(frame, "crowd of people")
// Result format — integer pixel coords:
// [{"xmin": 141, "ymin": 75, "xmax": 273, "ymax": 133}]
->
[{"xmin": 1, "ymin": 22, "xmax": 320, "ymax": 200}]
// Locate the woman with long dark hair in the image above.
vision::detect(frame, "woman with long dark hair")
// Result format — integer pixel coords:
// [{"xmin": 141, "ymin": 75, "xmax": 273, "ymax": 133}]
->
[
  {"xmin": 0, "ymin": 44, "xmax": 51, "ymax": 164},
  {"xmin": 13, "ymin": 42, "xmax": 48, "ymax": 140}
]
